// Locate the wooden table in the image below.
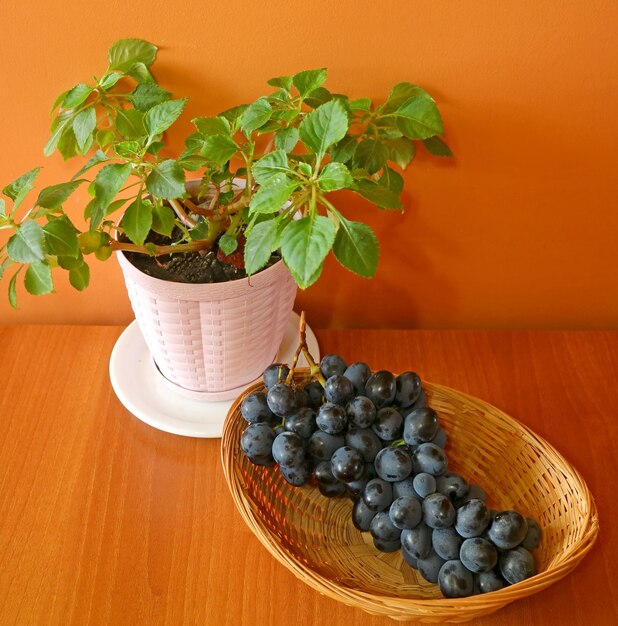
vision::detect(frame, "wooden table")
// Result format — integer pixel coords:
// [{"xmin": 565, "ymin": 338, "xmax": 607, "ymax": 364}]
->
[{"xmin": 0, "ymin": 327, "xmax": 616, "ymax": 625}]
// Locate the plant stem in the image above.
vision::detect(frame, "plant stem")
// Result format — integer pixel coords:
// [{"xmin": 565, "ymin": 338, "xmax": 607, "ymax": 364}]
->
[
  {"xmin": 110, "ymin": 238, "xmax": 212, "ymax": 256},
  {"xmin": 285, "ymin": 311, "xmax": 326, "ymax": 387},
  {"xmin": 169, "ymin": 198, "xmax": 197, "ymax": 228}
]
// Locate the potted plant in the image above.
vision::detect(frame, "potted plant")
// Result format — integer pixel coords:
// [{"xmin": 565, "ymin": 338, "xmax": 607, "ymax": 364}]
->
[{"xmin": 0, "ymin": 39, "xmax": 451, "ymax": 399}]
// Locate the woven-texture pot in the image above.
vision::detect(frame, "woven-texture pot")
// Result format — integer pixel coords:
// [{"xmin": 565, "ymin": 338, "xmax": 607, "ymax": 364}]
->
[{"xmin": 117, "ymin": 250, "xmax": 297, "ymax": 397}]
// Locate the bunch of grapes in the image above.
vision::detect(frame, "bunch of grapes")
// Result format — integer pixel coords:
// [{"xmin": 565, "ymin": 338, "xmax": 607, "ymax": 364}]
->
[{"xmin": 239, "ymin": 353, "xmax": 541, "ymax": 598}]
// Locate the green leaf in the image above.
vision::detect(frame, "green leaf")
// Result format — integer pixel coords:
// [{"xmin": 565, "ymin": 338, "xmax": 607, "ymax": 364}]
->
[
  {"xmin": 219, "ymin": 104, "xmax": 248, "ymax": 131},
  {"xmin": 43, "ymin": 218, "xmax": 79, "ymax": 257},
  {"xmin": 241, "ymin": 98, "xmax": 273, "ymax": 134},
  {"xmin": 189, "ymin": 219, "xmax": 211, "ymax": 241},
  {"xmin": 353, "ymin": 138, "xmax": 389, "ymax": 175},
  {"xmin": 218, "ymin": 233, "xmax": 238, "ymax": 256},
  {"xmin": 50, "ymin": 90, "xmax": 69, "ymax": 116},
  {"xmin": 333, "ymin": 216, "xmax": 379, "ymax": 278},
  {"xmin": 330, "ymin": 135, "xmax": 357, "ymax": 164},
  {"xmin": 378, "ymin": 166, "xmax": 404, "ymax": 195},
  {"xmin": 392, "ymin": 96, "xmax": 443, "ymax": 140},
  {"xmin": 275, "ymin": 127, "xmax": 299, "ymax": 152},
  {"xmin": 78, "ymin": 231, "xmax": 104, "ymax": 254},
  {"xmin": 267, "ymin": 75, "xmax": 293, "ymax": 91},
  {"xmin": 423, "ymin": 136, "xmax": 453, "ymax": 157},
  {"xmin": 8, "ymin": 267, "xmax": 22, "ymax": 308},
  {"xmin": 178, "ymin": 155, "xmax": 209, "ymax": 171},
  {"xmin": 385, "ymin": 138, "xmax": 415, "ymax": 169},
  {"xmin": 126, "ymin": 62, "xmax": 154, "ymax": 84},
  {"xmin": 63, "ymin": 83, "xmax": 93, "ymax": 108},
  {"xmin": 281, "ymin": 215, "xmax": 335, "ymax": 289},
  {"xmin": 96, "ymin": 129, "xmax": 115, "ymax": 149},
  {"xmin": 382, "ymin": 83, "xmax": 433, "ymax": 114},
  {"xmin": 94, "ymin": 163, "xmax": 132, "ymax": 211},
  {"xmin": 350, "ymin": 98, "xmax": 371, "ymax": 112},
  {"xmin": 144, "ymin": 98, "xmax": 187, "ymax": 137},
  {"xmin": 71, "ymin": 150, "xmax": 109, "ymax": 181},
  {"xmin": 304, "ymin": 87, "xmax": 333, "ymax": 109},
  {"xmin": 44, "ymin": 117, "xmax": 72, "ymax": 156},
  {"xmin": 3, "ymin": 167, "xmax": 40, "ymax": 211},
  {"xmin": 122, "ymin": 197, "xmax": 153, "ymax": 245},
  {"xmin": 57, "ymin": 250, "xmax": 84, "ymax": 270},
  {"xmin": 151, "ymin": 203, "xmax": 175, "ymax": 237},
  {"xmin": 115, "ymin": 108, "xmax": 146, "ymax": 139},
  {"xmin": 146, "ymin": 160, "xmax": 186, "ymax": 199},
  {"xmin": 72, "ymin": 108, "xmax": 96, "ymax": 153},
  {"xmin": 292, "ymin": 68, "xmax": 327, "ymax": 98},
  {"xmin": 57, "ymin": 126, "xmax": 80, "ymax": 160},
  {"xmin": 199, "ymin": 135, "xmax": 238, "ymax": 165},
  {"xmin": 108, "ymin": 39, "xmax": 158, "ymax": 72},
  {"xmin": 0, "ymin": 198, "xmax": 5, "ymax": 218},
  {"xmin": 318, "ymin": 162, "xmax": 353, "ymax": 192},
  {"xmin": 130, "ymin": 83, "xmax": 172, "ymax": 111},
  {"xmin": 24, "ymin": 261, "xmax": 53, "ymax": 295},
  {"xmin": 114, "ymin": 140, "xmax": 141, "ymax": 158},
  {"xmin": 37, "ymin": 180, "xmax": 84, "ymax": 209},
  {"xmin": 249, "ymin": 174, "xmax": 297, "ymax": 215},
  {"xmin": 7, "ymin": 222, "xmax": 46, "ymax": 263},
  {"xmin": 299, "ymin": 100, "xmax": 348, "ymax": 160},
  {"xmin": 99, "ymin": 72, "xmax": 122, "ymax": 90},
  {"xmin": 69, "ymin": 261, "xmax": 90, "ymax": 291},
  {"xmin": 192, "ymin": 116, "xmax": 230, "ymax": 136},
  {"xmin": 298, "ymin": 162, "xmax": 312, "ymax": 177},
  {"xmin": 245, "ymin": 218, "xmax": 279, "ymax": 275},
  {"xmin": 252, "ymin": 150, "xmax": 291, "ymax": 184},
  {"xmin": 354, "ymin": 179, "xmax": 402, "ymax": 209},
  {"xmin": 94, "ymin": 245, "xmax": 113, "ymax": 261}
]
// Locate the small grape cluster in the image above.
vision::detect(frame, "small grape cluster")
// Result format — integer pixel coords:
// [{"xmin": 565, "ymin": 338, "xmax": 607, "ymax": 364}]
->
[{"xmin": 239, "ymin": 353, "xmax": 541, "ymax": 598}]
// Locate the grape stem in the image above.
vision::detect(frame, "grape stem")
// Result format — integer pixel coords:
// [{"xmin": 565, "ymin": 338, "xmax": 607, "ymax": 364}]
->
[{"xmin": 285, "ymin": 310, "xmax": 326, "ymax": 387}]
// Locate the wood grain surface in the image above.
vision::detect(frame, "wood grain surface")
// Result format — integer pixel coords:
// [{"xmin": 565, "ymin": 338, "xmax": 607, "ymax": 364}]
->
[{"xmin": 0, "ymin": 326, "xmax": 616, "ymax": 626}]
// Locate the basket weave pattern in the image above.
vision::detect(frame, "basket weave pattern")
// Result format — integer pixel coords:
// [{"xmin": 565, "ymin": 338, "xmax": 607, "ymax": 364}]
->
[
  {"xmin": 222, "ymin": 375, "xmax": 599, "ymax": 623},
  {"xmin": 117, "ymin": 251, "xmax": 297, "ymax": 393}
]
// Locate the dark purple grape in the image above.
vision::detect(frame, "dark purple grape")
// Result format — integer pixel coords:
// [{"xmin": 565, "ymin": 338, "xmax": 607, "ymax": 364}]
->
[
  {"xmin": 362, "ymin": 478, "xmax": 393, "ymax": 512},
  {"xmin": 460, "ymin": 538, "xmax": 498, "ymax": 573},
  {"xmin": 393, "ymin": 477, "xmax": 419, "ymax": 500},
  {"xmin": 417, "ymin": 550, "xmax": 447, "ymax": 584},
  {"xmin": 401, "ymin": 543, "xmax": 419, "ymax": 569},
  {"xmin": 422, "ymin": 493, "xmax": 456, "ymax": 529},
  {"xmin": 432, "ymin": 426, "xmax": 447, "ymax": 449},
  {"xmin": 432, "ymin": 527, "xmax": 463, "ymax": 561},
  {"xmin": 364, "ymin": 462, "xmax": 377, "ymax": 481},
  {"xmin": 401, "ymin": 522, "xmax": 432, "ymax": 560},
  {"xmin": 409, "ymin": 388, "xmax": 427, "ymax": 410},
  {"xmin": 304, "ymin": 380, "xmax": 324, "ymax": 409},
  {"xmin": 389, "ymin": 496, "xmax": 422, "ymax": 530},
  {"xmin": 330, "ymin": 446, "xmax": 364, "ymax": 482},
  {"xmin": 365, "ymin": 370, "xmax": 396, "ymax": 408},
  {"xmin": 240, "ymin": 422, "xmax": 275, "ymax": 459},
  {"xmin": 343, "ymin": 361, "xmax": 371, "ymax": 395},
  {"xmin": 464, "ymin": 484, "xmax": 486, "ymax": 504},
  {"xmin": 324, "ymin": 374, "xmax": 355, "ymax": 405},
  {"xmin": 345, "ymin": 476, "xmax": 369, "ymax": 499},
  {"xmin": 294, "ymin": 387, "xmax": 310, "ymax": 408},
  {"xmin": 263, "ymin": 363, "xmax": 290, "ymax": 389},
  {"xmin": 413, "ymin": 473, "xmax": 437, "ymax": 498},
  {"xmin": 241, "ymin": 391, "xmax": 276, "ymax": 424},
  {"xmin": 271, "ymin": 431, "xmax": 305, "ymax": 467},
  {"xmin": 346, "ymin": 396, "xmax": 376, "ymax": 428},
  {"xmin": 438, "ymin": 560, "xmax": 474, "ymax": 598},
  {"xmin": 316, "ymin": 402, "xmax": 347, "ymax": 435},
  {"xmin": 411, "ymin": 443, "xmax": 448, "ymax": 476},
  {"xmin": 314, "ymin": 460, "xmax": 338, "ymax": 485},
  {"xmin": 370, "ymin": 511, "xmax": 402, "ymax": 542},
  {"xmin": 345, "ymin": 427, "xmax": 382, "ymax": 463},
  {"xmin": 267, "ymin": 382, "xmax": 296, "ymax": 417},
  {"xmin": 395, "ymin": 371, "xmax": 422, "ymax": 408},
  {"xmin": 374, "ymin": 447, "xmax": 413, "ymax": 482},
  {"xmin": 488, "ymin": 511, "xmax": 528, "ymax": 549},
  {"xmin": 318, "ymin": 481, "xmax": 347, "ymax": 498},
  {"xmin": 521, "ymin": 518, "xmax": 541, "ymax": 550},
  {"xmin": 320, "ymin": 354, "xmax": 347, "ymax": 378},
  {"xmin": 372, "ymin": 407, "xmax": 403, "ymax": 441},
  {"xmin": 403, "ymin": 407, "xmax": 439, "ymax": 445},
  {"xmin": 499, "ymin": 547, "xmax": 536, "ymax": 584},
  {"xmin": 373, "ymin": 538, "xmax": 401, "ymax": 553},
  {"xmin": 352, "ymin": 498, "xmax": 377, "ymax": 531},
  {"xmin": 284, "ymin": 407, "xmax": 317, "ymax": 439},
  {"xmin": 456, "ymin": 499, "xmax": 492, "ymax": 538},
  {"xmin": 307, "ymin": 431, "xmax": 345, "ymax": 461},
  {"xmin": 436, "ymin": 472, "xmax": 469, "ymax": 501},
  {"xmin": 476, "ymin": 570, "xmax": 505, "ymax": 593},
  {"xmin": 279, "ymin": 461, "xmax": 312, "ymax": 486}
]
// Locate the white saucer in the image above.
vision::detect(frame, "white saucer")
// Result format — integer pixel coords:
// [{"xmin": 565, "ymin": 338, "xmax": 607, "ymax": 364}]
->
[{"xmin": 109, "ymin": 311, "xmax": 320, "ymax": 438}]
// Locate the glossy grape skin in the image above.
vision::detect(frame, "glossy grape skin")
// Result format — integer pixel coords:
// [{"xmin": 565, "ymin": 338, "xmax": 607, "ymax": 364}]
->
[
  {"xmin": 241, "ymin": 423, "xmax": 276, "ymax": 458},
  {"xmin": 403, "ymin": 407, "xmax": 439, "ymax": 445},
  {"xmin": 417, "ymin": 550, "xmax": 447, "ymax": 584},
  {"xmin": 364, "ymin": 462, "xmax": 378, "ymax": 481},
  {"xmin": 422, "ymin": 493, "xmax": 456, "ymax": 529},
  {"xmin": 345, "ymin": 476, "xmax": 369, "ymax": 500},
  {"xmin": 304, "ymin": 380, "xmax": 325, "ymax": 410},
  {"xmin": 488, "ymin": 511, "xmax": 529, "ymax": 550},
  {"xmin": 365, "ymin": 370, "xmax": 397, "ymax": 409},
  {"xmin": 432, "ymin": 527, "xmax": 463, "ymax": 561},
  {"xmin": 362, "ymin": 478, "xmax": 393, "ymax": 512},
  {"xmin": 316, "ymin": 402, "xmax": 347, "ymax": 435},
  {"xmin": 401, "ymin": 543, "xmax": 419, "ymax": 569},
  {"xmin": 432, "ymin": 426, "xmax": 447, "ymax": 449},
  {"xmin": 460, "ymin": 538, "xmax": 498, "ymax": 573},
  {"xmin": 248, "ymin": 454, "xmax": 276, "ymax": 467},
  {"xmin": 374, "ymin": 538, "xmax": 402, "ymax": 553},
  {"xmin": 314, "ymin": 460, "xmax": 338, "ymax": 485},
  {"xmin": 401, "ymin": 522, "xmax": 432, "ymax": 560},
  {"xmin": 521, "ymin": 518, "xmax": 541, "ymax": 550},
  {"xmin": 374, "ymin": 447, "xmax": 413, "ymax": 482},
  {"xmin": 345, "ymin": 427, "xmax": 382, "ymax": 463},
  {"xmin": 436, "ymin": 472, "xmax": 469, "ymax": 501},
  {"xmin": 331, "ymin": 446, "xmax": 364, "ymax": 482},
  {"xmin": 320, "ymin": 354, "xmax": 347, "ymax": 378},
  {"xmin": 499, "ymin": 547, "xmax": 536, "ymax": 584},
  {"xmin": 413, "ymin": 473, "xmax": 437, "ymax": 498},
  {"xmin": 343, "ymin": 362, "xmax": 371, "ymax": 395},
  {"xmin": 324, "ymin": 374, "xmax": 355, "ymax": 405},
  {"xmin": 267, "ymin": 383, "xmax": 297, "ymax": 417},
  {"xmin": 271, "ymin": 432, "xmax": 305, "ymax": 467},
  {"xmin": 411, "ymin": 443, "xmax": 448, "ymax": 476},
  {"xmin": 241, "ymin": 392, "xmax": 276, "ymax": 424},
  {"xmin": 389, "ymin": 496, "xmax": 422, "ymax": 530},
  {"xmin": 393, "ymin": 477, "xmax": 419, "ymax": 500},
  {"xmin": 284, "ymin": 408, "xmax": 317, "ymax": 439},
  {"xmin": 395, "ymin": 371, "xmax": 422, "ymax": 409},
  {"xmin": 318, "ymin": 481, "xmax": 347, "ymax": 498},
  {"xmin": 346, "ymin": 396, "xmax": 377, "ymax": 428},
  {"xmin": 370, "ymin": 511, "xmax": 402, "ymax": 542},
  {"xmin": 409, "ymin": 388, "xmax": 427, "ymax": 410},
  {"xmin": 438, "ymin": 560, "xmax": 474, "ymax": 598},
  {"xmin": 352, "ymin": 498, "xmax": 377, "ymax": 531},
  {"xmin": 455, "ymin": 499, "xmax": 492, "ymax": 538},
  {"xmin": 372, "ymin": 407, "xmax": 404, "ymax": 441},
  {"xmin": 307, "ymin": 431, "xmax": 345, "ymax": 461},
  {"xmin": 263, "ymin": 363, "xmax": 290, "ymax": 389},
  {"xmin": 476, "ymin": 570, "xmax": 505, "ymax": 594},
  {"xmin": 279, "ymin": 461, "xmax": 312, "ymax": 486}
]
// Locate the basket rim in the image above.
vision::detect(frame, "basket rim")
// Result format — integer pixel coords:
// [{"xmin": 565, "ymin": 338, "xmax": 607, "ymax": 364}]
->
[{"xmin": 221, "ymin": 374, "xmax": 599, "ymax": 619}]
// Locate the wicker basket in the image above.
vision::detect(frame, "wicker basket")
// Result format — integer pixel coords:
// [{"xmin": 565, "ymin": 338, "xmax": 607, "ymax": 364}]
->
[{"xmin": 221, "ymin": 373, "xmax": 599, "ymax": 623}]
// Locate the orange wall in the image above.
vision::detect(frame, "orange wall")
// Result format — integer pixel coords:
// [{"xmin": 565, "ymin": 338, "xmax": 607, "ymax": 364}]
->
[{"xmin": 1, "ymin": 0, "xmax": 617, "ymax": 329}]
